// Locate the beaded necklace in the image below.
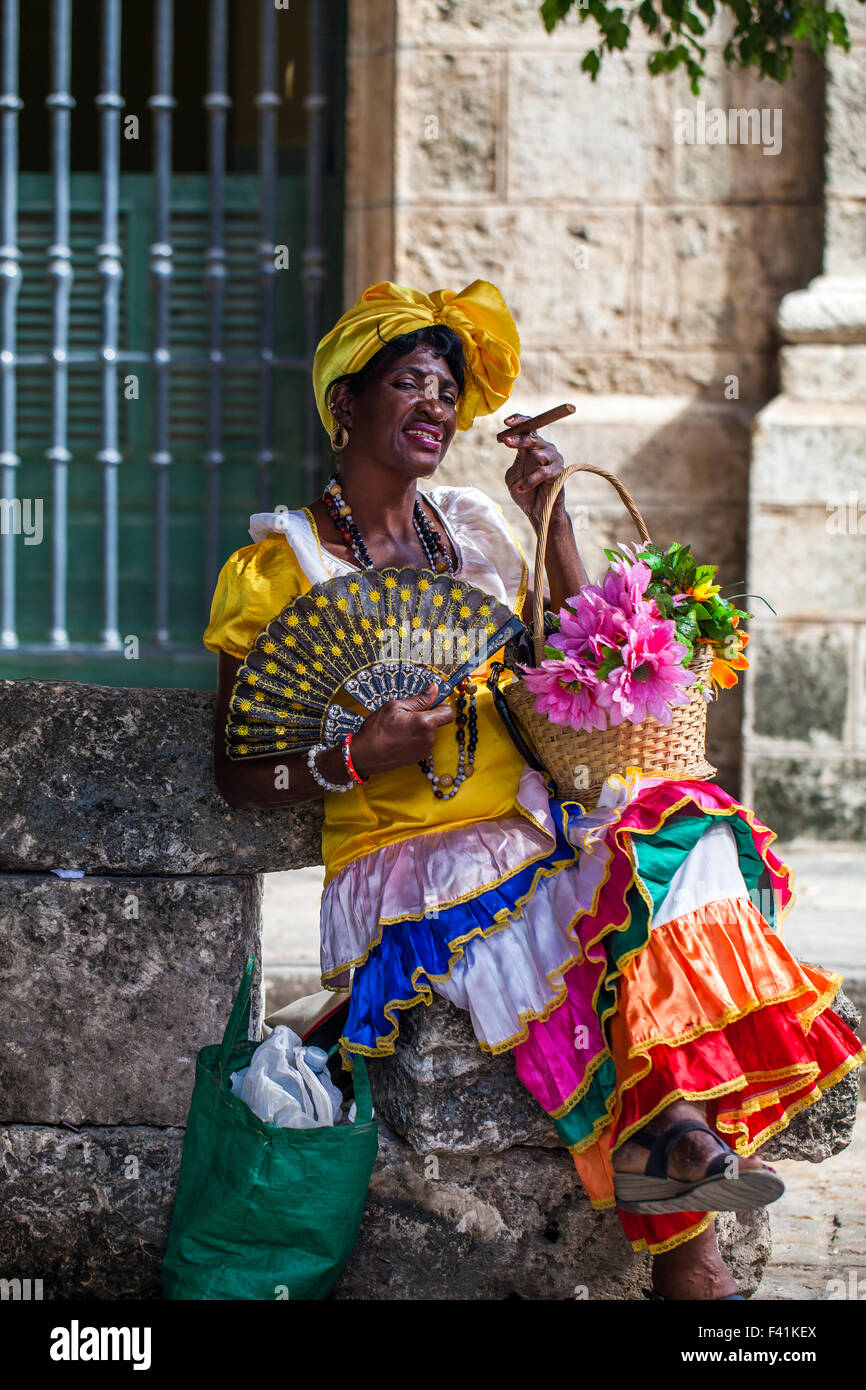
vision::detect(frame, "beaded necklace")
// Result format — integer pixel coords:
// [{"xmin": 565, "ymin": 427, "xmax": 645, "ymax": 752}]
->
[{"xmin": 322, "ymin": 470, "xmax": 478, "ymax": 800}]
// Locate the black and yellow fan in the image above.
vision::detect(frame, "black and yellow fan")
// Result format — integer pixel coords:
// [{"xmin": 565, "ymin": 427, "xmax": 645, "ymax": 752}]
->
[{"xmin": 225, "ymin": 566, "xmax": 525, "ymax": 760}]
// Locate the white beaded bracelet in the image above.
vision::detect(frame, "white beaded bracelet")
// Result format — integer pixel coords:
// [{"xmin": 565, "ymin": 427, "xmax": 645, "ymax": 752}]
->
[{"xmin": 306, "ymin": 742, "xmax": 354, "ymax": 793}]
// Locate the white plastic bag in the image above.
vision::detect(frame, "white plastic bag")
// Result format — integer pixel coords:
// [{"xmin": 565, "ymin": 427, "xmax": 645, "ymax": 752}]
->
[{"xmin": 230, "ymin": 1026, "xmax": 344, "ymax": 1129}]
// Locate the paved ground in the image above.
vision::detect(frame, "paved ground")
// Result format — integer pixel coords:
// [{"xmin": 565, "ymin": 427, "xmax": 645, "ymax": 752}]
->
[
  {"xmin": 261, "ymin": 842, "xmax": 866, "ymax": 1300},
  {"xmin": 753, "ymin": 1102, "xmax": 866, "ymax": 1301}
]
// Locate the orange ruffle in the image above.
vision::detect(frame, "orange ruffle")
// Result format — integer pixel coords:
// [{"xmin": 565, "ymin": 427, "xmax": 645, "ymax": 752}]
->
[
  {"xmin": 611, "ymin": 896, "xmax": 841, "ymax": 1087},
  {"xmin": 569, "ymin": 897, "xmax": 864, "ymax": 1254}
]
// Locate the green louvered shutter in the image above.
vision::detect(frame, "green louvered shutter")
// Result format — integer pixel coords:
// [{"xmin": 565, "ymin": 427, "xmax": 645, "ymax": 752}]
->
[{"xmin": 8, "ymin": 171, "xmax": 341, "ymax": 687}]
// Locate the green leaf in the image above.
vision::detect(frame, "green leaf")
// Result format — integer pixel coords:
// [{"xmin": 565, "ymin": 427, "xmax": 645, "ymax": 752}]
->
[
  {"xmin": 595, "ymin": 647, "xmax": 624, "ymax": 680},
  {"xmin": 544, "ymin": 643, "xmax": 566, "ymax": 661}
]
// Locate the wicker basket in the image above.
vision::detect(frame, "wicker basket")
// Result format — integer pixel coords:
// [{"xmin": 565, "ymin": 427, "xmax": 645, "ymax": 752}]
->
[{"xmin": 497, "ymin": 463, "xmax": 717, "ymax": 809}]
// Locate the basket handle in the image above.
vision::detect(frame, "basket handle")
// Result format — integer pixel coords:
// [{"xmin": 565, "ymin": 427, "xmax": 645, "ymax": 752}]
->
[{"xmin": 530, "ymin": 463, "xmax": 652, "ymax": 665}]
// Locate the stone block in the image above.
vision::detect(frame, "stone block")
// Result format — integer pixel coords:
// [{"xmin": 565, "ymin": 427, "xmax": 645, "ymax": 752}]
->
[
  {"xmin": 397, "ymin": 205, "xmax": 639, "ymax": 351},
  {"xmin": 397, "ymin": 0, "xmax": 588, "ymax": 48},
  {"xmin": 747, "ymin": 506, "xmax": 866, "ymax": 615},
  {"xmin": 834, "ymin": 0, "xmax": 866, "ymax": 41},
  {"xmin": 0, "ymin": 873, "xmax": 262, "ymax": 1126},
  {"xmin": 0, "ymin": 1125, "xmax": 183, "ymax": 1300},
  {"xmin": 557, "ymin": 351, "xmax": 774, "ymax": 401},
  {"xmin": 641, "ymin": 205, "xmax": 822, "ymax": 352},
  {"xmin": 780, "ymin": 344, "xmax": 866, "ymax": 403},
  {"xmin": 0, "ymin": 681, "xmax": 324, "ymax": 875},
  {"xmin": 397, "ymin": 51, "xmax": 499, "ymax": 198},
  {"xmin": 396, "ymin": 0, "xmax": 743, "ymax": 53},
  {"xmin": 748, "ymin": 755, "xmax": 866, "ymax": 842},
  {"xmin": 751, "ymin": 398, "xmax": 866, "ymax": 501},
  {"xmin": 507, "ymin": 53, "xmax": 671, "ymax": 204},
  {"xmin": 751, "ymin": 626, "xmax": 851, "ymax": 744},
  {"xmin": 369, "ymin": 998, "xmax": 560, "ymax": 1153},
  {"xmin": 826, "ymin": 202, "xmax": 866, "ymax": 279},
  {"xmin": 668, "ymin": 63, "xmax": 823, "ymax": 205},
  {"xmin": 333, "ymin": 1121, "xmax": 771, "ymax": 1300},
  {"xmin": 777, "ymin": 276, "xmax": 866, "ymax": 344},
  {"xmin": 858, "ymin": 625, "xmax": 866, "ymax": 747},
  {"xmin": 827, "ymin": 53, "xmax": 866, "ymax": 199}
]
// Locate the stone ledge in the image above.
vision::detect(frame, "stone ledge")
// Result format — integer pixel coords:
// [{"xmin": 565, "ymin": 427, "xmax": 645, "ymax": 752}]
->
[
  {"xmin": 0, "ymin": 1125, "xmax": 183, "ymax": 1300},
  {"xmin": 333, "ymin": 1122, "xmax": 771, "ymax": 1300},
  {"xmin": 0, "ymin": 681, "xmax": 324, "ymax": 875},
  {"xmin": 0, "ymin": 873, "xmax": 262, "ymax": 1126},
  {"xmin": 778, "ymin": 275, "xmax": 866, "ymax": 343}
]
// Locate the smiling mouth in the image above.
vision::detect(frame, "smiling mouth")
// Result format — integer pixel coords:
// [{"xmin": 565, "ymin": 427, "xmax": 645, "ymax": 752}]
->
[{"xmin": 404, "ymin": 426, "xmax": 443, "ymax": 449}]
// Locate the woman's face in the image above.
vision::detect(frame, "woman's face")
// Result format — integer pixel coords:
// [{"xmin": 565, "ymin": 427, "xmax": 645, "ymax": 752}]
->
[{"xmin": 331, "ymin": 344, "xmax": 460, "ymax": 479}]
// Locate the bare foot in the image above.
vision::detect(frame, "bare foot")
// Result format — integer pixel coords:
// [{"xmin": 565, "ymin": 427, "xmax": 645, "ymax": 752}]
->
[
  {"xmin": 613, "ymin": 1099, "xmax": 776, "ymax": 1185},
  {"xmin": 652, "ymin": 1221, "xmax": 739, "ymax": 1300}
]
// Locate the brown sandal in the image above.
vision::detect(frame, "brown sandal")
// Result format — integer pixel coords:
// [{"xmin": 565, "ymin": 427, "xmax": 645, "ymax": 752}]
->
[{"xmin": 614, "ymin": 1119, "xmax": 785, "ymax": 1215}]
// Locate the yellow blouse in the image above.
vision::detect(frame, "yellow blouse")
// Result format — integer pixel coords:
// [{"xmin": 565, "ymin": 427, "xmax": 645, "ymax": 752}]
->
[{"xmin": 204, "ymin": 487, "xmax": 530, "ymax": 885}]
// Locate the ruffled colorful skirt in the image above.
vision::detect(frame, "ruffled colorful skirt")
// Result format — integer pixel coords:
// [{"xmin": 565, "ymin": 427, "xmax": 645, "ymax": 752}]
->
[{"xmin": 321, "ymin": 767, "xmax": 865, "ymax": 1255}]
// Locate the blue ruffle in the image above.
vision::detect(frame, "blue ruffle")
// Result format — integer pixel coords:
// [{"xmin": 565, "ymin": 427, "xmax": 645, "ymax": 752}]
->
[{"xmin": 344, "ymin": 799, "xmax": 586, "ymax": 1054}]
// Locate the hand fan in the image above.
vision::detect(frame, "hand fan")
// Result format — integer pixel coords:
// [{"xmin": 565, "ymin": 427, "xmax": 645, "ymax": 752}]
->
[{"xmin": 225, "ymin": 566, "xmax": 525, "ymax": 760}]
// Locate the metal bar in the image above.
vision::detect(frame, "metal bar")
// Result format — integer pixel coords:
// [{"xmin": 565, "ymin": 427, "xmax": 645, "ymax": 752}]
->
[
  {"xmin": 254, "ymin": 0, "xmax": 279, "ymax": 512},
  {"xmin": 149, "ymin": 0, "xmax": 175, "ymax": 647},
  {"xmin": 0, "ymin": 0, "xmax": 22, "ymax": 649},
  {"xmin": 302, "ymin": 0, "xmax": 328, "ymax": 499},
  {"xmin": 7, "ymin": 640, "xmax": 208, "ymax": 656},
  {"xmin": 95, "ymin": 0, "xmax": 123, "ymax": 649},
  {"xmin": 18, "ymin": 351, "xmax": 310, "ymax": 368},
  {"xmin": 203, "ymin": 0, "xmax": 229, "ymax": 593},
  {"xmin": 46, "ymin": 0, "xmax": 74, "ymax": 649}
]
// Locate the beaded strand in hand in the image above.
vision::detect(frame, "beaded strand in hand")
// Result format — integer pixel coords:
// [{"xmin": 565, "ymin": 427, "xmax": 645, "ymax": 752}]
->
[{"xmin": 322, "ymin": 471, "xmax": 478, "ymax": 799}]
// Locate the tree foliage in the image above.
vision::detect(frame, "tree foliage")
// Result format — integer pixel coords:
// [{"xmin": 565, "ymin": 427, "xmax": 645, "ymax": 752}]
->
[{"xmin": 540, "ymin": 0, "xmax": 860, "ymax": 93}]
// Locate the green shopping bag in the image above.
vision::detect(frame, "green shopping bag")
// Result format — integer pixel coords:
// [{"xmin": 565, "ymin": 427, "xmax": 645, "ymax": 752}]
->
[{"xmin": 162, "ymin": 955, "xmax": 378, "ymax": 1300}]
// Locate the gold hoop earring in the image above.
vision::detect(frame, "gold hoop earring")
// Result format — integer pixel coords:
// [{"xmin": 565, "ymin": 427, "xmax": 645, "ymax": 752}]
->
[{"xmin": 331, "ymin": 423, "xmax": 350, "ymax": 452}]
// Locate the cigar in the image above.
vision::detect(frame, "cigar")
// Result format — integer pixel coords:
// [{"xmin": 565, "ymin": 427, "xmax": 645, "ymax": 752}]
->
[{"xmin": 496, "ymin": 403, "xmax": 576, "ymax": 442}]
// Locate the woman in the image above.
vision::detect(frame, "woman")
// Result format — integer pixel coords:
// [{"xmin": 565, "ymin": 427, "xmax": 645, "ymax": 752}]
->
[{"xmin": 204, "ymin": 279, "xmax": 864, "ymax": 1301}]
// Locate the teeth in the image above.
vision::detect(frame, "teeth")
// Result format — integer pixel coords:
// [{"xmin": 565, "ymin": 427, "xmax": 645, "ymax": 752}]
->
[{"xmin": 407, "ymin": 429, "xmax": 439, "ymax": 441}]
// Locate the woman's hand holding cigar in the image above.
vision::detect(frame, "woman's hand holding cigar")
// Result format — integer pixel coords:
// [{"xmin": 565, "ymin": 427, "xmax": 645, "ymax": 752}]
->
[{"xmin": 499, "ymin": 403, "xmax": 575, "ymax": 533}]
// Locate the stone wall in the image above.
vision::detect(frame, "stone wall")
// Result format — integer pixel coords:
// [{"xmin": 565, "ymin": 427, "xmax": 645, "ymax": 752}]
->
[
  {"xmin": 344, "ymin": 0, "xmax": 827, "ymax": 792},
  {"xmin": 0, "ymin": 681, "xmax": 279, "ymax": 1300}
]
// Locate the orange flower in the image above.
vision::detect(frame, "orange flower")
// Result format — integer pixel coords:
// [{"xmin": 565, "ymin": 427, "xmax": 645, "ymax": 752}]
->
[
  {"xmin": 687, "ymin": 579, "xmax": 721, "ymax": 602},
  {"xmin": 708, "ymin": 627, "xmax": 750, "ymax": 690}
]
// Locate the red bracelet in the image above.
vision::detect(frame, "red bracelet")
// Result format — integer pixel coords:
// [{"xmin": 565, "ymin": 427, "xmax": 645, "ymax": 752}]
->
[{"xmin": 342, "ymin": 732, "xmax": 367, "ymax": 785}]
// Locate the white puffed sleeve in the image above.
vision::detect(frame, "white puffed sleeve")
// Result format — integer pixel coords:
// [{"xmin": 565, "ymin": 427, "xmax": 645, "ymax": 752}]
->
[{"xmin": 426, "ymin": 484, "xmax": 528, "ymax": 614}]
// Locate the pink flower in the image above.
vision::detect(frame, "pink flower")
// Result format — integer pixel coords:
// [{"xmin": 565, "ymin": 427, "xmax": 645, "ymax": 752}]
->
[
  {"xmin": 558, "ymin": 591, "xmax": 621, "ymax": 662},
  {"xmin": 577, "ymin": 555, "xmax": 653, "ymax": 620},
  {"xmin": 518, "ymin": 656, "xmax": 609, "ymax": 733},
  {"xmin": 596, "ymin": 615, "xmax": 695, "ymax": 726}
]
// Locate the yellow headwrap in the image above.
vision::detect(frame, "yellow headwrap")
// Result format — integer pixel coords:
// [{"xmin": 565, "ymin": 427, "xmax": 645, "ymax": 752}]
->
[{"xmin": 312, "ymin": 279, "xmax": 520, "ymax": 435}]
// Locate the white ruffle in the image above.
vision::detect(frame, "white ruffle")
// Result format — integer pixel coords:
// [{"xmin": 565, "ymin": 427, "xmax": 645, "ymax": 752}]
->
[
  {"xmin": 319, "ymin": 765, "xmax": 628, "ymax": 1053},
  {"xmin": 430, "ymin": 864, "xmax": 596, "ymax": 1050},
  {"xmin": 433, "ymin": 816, "xmax": 753, "ymax": 1051},
  {"xmin": 319, "ymin": 765, "xmax": 562, "ymax": 977},
  {"xmin": 248, "ymin": 484, "xmax": 527, "ymax": 613},
  {"xmin": 653, "ymin": 821, "xmax": 750, "ymax": 927}
]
